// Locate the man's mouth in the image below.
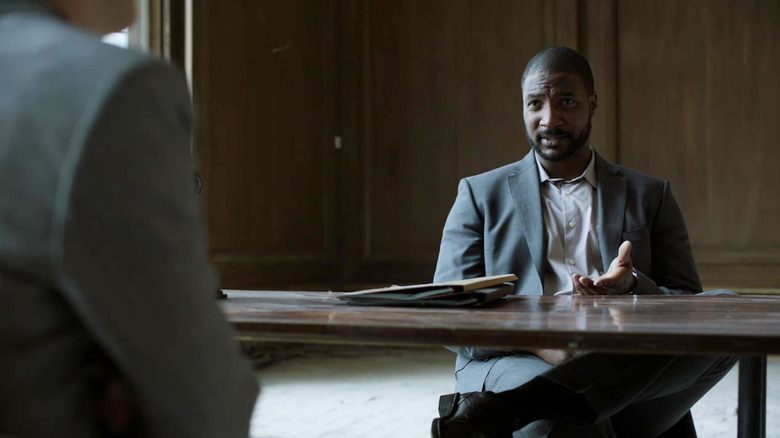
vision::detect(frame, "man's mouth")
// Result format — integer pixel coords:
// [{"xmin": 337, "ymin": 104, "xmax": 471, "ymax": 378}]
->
[{"xmin": 539, "ymin": 133, "xmax": 568, "ymax": 147}]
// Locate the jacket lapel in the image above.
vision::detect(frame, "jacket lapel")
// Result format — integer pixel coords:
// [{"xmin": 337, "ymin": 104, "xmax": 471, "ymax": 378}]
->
[
  {"xmin": 507, "ymin": 152, "xmax": 545, "ymax": 283},
  {"xmin": 595, "ymin": 152, "xmax": 627, "ymax": 271}
]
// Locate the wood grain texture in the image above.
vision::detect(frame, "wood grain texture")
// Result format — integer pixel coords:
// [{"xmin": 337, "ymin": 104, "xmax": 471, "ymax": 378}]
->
[
  {"xmin": 546, "ymin": 0, "xmax": 579, "ymax": 49},
  {"xmin": 193, "ymin": 0, "xmax": 338, "ymax": 288},
  {"xmin": 362, "ymin": 0, "xmax": 460, "ymax": 265},
  {"xmin": 580, "ymin": 0, "xmax": 617, "ymax": 162},
  {"xmin": 617, "ymin": 0, "xmax": 780, "ymax": 291},
  {"xmin": 351, "ymin": 0, "xmax": 546, "ymax": 284},
  {"xmin": 192, "ymin": 0, "xmax": 780, "ymax": 292},
  {"xmin": 222, "ymin": 291, "xmax": 780, "ymax": 355}
]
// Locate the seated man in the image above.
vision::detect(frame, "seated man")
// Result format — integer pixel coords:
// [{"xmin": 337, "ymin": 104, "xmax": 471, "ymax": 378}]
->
[
  {"xmin": 0, "ymin": 1, "xmax": 258, "ymax": 437},
  {"xmin": 430, "ymin": 46, "xmax": 735, "ymax": 437}
]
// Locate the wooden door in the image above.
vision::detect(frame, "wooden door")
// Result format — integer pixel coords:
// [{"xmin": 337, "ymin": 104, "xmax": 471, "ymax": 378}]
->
[{"xmin": 194, "ymin": 0, "xmax": 339, "ymax": 289}]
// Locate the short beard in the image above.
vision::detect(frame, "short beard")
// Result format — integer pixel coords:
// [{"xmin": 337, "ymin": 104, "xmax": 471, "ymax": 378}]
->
[{"xmin": 527, "ymin": 118, "xmax": 592, "ymax": 162}]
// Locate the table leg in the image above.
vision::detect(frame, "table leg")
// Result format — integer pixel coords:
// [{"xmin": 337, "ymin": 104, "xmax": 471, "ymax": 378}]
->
[{"xmin": 737, "ymin": 356, "xmax": 766, "ymax": 438}]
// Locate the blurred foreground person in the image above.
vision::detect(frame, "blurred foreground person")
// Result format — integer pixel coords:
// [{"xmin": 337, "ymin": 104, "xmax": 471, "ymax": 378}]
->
[{"xmin": 0, "ymin": 1, "xmax": 259, "ymax": 437}]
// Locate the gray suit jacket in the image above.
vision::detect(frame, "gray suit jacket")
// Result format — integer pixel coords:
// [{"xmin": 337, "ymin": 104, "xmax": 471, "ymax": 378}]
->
[
  {"xmin": 0, "ymin": 5, "xmax": 258, "ymax": 438},
  {"xmin": 434, "ymin": 150, "xmax": 701, "ymax": 360}
]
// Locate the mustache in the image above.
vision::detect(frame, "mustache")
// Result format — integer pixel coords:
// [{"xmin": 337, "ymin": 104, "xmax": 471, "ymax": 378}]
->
[{"xmin": 538, "ymin": 129, "xmax": 570, "ymax": 138}]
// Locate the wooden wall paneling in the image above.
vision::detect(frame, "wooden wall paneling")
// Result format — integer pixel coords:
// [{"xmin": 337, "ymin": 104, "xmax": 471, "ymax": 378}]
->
[
  {"xmin": 193, "ymin": 0, "xmax": 339, "ymax": 289},
  {"xmin": 141, "ymin": 0, "xmax": 186, "ymax": 69},
  {"xmin": 166, "ymin": 0, "xmax": 186, "ymax": 69},
  {"xmin": 336, "ymin": 0, "xmax": 364, "ymax": 288},
  {"xmin": 147, "ymin": 0, "xmax": 162, "ymax": 55},
  {"xmin": 355, "ymin": 0, "xmax": 461, "ymax": 284},
  {"xmin": 344, "ymin": 0, "xmax": 552, "ymax": 287},
  {"xmin": 337, "ymin": 0, "xmax": 366, "ymax": 288},
  {"xmin": 192, "ymin": 0, "xmax": 211, "ymax": 237},
  {"xmin": 544, "ymin": 0, "xmax": 621, "ymax": 162},
  {"xmin": 579, "ymin": 0, "xmax": 618, "ymax": 162},
  {"xmin": 455, "ymin": 0, "xmax": 545, "ymax": 178},
  {"xmin": 617, "ymin": 0, "xmax": 780, "ymax": 291},
  {"xmin": 192, "ymin": 0, "xmax": 779, "ymax": 293},
  {"xmin": 544, "ymin": 0, "xmax": 580, "ymax": 50},
  {"xmin": 336, "ymin": 0, "xmax": 382, "ymax": 290}
]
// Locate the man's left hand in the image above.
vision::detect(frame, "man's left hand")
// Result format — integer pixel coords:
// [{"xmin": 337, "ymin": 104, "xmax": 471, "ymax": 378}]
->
[{"xmin": 571, "ymin": 240, "xmax": 636, "ymax": 295}]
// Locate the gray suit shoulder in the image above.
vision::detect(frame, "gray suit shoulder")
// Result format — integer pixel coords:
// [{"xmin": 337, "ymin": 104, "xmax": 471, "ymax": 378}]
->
[
  {"xmin": 0, "ymin": 10, "xmax": 187, "ymax": 280},
  {"xmin": 458, "ymin": 150, "xmax": 668, "ymax": 189},
  {"xmin": 461, "ymin": 158, "xmax": 533, "ymax": 192},
  {"xmin": 2, "ymin": 10, "xmax": 172, "ymax": 103},
  {"xmin": 599, "ymin": 157, "xmax": 669, "ymax": 191}
]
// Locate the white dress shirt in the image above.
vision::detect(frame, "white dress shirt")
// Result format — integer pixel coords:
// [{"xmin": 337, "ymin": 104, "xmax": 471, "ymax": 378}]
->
[{"xmin": 536, "ymin": 149, "xmax": 604, "ymax": 295}]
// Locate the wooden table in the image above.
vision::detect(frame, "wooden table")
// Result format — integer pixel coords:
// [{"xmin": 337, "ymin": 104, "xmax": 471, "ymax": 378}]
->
[{"xmin": 222, "ymin": 291, "xmax": 780, "ymax": 437}]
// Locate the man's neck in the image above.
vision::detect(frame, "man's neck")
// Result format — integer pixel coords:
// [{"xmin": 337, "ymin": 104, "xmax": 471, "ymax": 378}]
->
[{"xmin": 537, "ymin": 148, "xmax": 592, "ymax": 181}]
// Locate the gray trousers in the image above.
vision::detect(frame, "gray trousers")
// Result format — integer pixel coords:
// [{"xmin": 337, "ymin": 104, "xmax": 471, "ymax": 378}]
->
[
  {"xmin": 453, "ymin": 292, "xmax": 739, "ymax": 437},
  {"xmin": 455, "ymin": 352, "xmax": 736, "ymax": 437},
  {"xmin": 455, "ymin": 353, "xmax": 736, "ymax": 438}
]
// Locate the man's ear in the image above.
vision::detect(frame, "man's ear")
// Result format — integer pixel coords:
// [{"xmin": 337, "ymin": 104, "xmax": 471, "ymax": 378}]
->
[{"xmin": 590, "ymin": 92, "xmax": 598, "ymax": 117}]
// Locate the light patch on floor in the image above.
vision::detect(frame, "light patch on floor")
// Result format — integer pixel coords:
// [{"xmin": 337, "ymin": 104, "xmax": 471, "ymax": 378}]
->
[{"xmin": 249, "ymin": 348, "xmax": 779, "ymax": 438}]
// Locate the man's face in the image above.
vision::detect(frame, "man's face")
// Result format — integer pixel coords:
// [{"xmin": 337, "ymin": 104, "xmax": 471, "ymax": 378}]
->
[
  {"xmin": 49, "ymin": 0, "xmax": 136, "ymax": 34},
  {"xmin": 522, "ymin": 70, "xmax": 597, "ymax": 162}
]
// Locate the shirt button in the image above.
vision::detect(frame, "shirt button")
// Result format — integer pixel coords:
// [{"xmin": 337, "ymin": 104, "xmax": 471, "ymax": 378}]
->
[
  {"xmin": 568, "ymin": 259, "xmax": 576, "ymax": 266},
  {"xmin": 565, "ymin": 190, "xmax": 572, "ymax": 196},
  {"xmin": 568, "ymin": 220, "xmax": 576, "ymax": 228}
]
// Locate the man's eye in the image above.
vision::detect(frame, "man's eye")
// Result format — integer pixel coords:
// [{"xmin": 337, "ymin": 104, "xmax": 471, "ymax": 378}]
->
[
  {"xmin": 561, "ymin": 98, "xmax": 576, "ymax": 106},
  {"xmin": 527, "ymin": 101, "xmax": 540, "ymax": 109}
]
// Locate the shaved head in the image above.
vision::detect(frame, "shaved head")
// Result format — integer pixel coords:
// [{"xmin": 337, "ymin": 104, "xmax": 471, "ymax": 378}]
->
[{"xmin": 522, "ymin": 46, "xmax": 594, "ymax": 95}]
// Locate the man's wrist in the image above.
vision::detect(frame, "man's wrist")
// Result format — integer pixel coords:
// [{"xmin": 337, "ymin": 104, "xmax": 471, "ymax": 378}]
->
[{"xmin": 627, "ymin": 268, "xmax": 638, "ymax": 295}]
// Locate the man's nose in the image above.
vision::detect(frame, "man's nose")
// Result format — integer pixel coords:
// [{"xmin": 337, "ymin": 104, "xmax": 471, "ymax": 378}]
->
[{"xmin": 540, "ymin": 105, "xmax": 563, "ymax": 128}]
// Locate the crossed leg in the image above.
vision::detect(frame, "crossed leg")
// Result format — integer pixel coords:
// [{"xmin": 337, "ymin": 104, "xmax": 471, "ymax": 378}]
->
[{"xmin": 439, "ymin": 352, "xmax": 736, "ymax": 437}]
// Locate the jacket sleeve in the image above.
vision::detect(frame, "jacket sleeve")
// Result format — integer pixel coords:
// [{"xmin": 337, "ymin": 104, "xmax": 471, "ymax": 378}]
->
[
  {"xmin": 635, "ymin": 181, "xmax": 702, "ymax": 295},
  {"xmin": 434, "ymin": 178, "xmax": 487, "ymax": 283},
  {"xmin": 434, "ymin": 179, "xmax": 514, "ymax": 359},
  {"xmin": 51, "ymin": 61, "xmax": 259, "ymax": 438}
]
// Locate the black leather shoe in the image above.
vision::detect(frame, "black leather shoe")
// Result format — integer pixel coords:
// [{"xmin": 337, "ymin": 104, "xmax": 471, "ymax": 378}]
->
[{"xmin": 431, "ymin": 392, "xmax": 519, "ymax": 438}]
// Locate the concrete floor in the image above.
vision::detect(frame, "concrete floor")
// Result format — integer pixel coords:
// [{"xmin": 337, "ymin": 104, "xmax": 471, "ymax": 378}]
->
[{"xmin": 248, "ymin": 347, "xmax": 779, "ymax": 438}]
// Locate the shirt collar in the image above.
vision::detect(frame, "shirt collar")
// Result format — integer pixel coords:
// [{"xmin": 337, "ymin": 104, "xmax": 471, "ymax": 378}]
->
[{"xmin": 535, "ymin": 147, "xmax": 597, "ymax": 188}]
